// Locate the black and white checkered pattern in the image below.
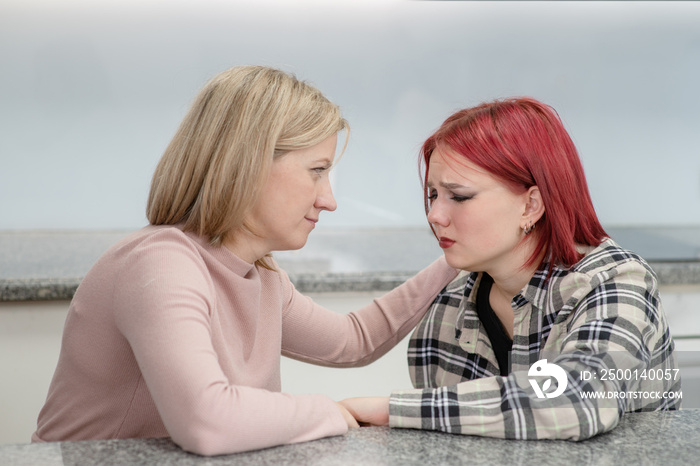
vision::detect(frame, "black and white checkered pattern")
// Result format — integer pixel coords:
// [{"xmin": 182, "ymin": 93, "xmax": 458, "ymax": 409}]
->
[{"xmin": 390, "ymin": 239, "xmax": 680, "ymax": 440}]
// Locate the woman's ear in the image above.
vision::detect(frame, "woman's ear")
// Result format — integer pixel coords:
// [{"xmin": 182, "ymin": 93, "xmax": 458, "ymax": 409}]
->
[{"xmin": 523, "ymin": 186, "xmax": 545, "ymax": 224}]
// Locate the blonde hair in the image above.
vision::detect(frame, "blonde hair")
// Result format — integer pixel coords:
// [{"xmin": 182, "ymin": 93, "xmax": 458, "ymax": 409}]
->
[{"xmin": 147, "ymin": 66, "xmax": 348, "ymax": 267}]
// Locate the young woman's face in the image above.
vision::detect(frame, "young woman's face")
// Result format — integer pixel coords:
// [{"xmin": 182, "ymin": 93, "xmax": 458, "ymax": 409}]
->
[
  {"xmin": 426, "ymin": 146, "xmax": 530, "ymax": 275},
  {"xmin": 241, "ymin": 134, "xmax": 338, "ymax": 259}
]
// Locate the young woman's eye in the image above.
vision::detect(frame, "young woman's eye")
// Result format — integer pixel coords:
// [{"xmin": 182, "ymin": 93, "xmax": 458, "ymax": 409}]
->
[
  {"xmin": 427, "ymin": 190, "xmax": 438, "ymax": 201},
  {"xmin": 312, "ymin": 167, "xmax": 329, "ymax": 176},
  {"xmin": 451, "ymin": 195, "xmax": 472, "ymax": 203}
]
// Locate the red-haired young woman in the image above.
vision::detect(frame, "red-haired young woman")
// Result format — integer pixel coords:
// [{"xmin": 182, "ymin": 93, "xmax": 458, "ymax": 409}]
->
[{"xmin": 340, "ymin": 97, "xmax": 680, "ymax": 440}]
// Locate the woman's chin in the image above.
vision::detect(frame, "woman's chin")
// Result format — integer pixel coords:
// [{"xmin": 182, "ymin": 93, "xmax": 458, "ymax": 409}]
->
[
  {"xmin": 277, "ymin": 236, "xmax": 310, "ymax": 253},
  {"xmin": 443, "ymin": 254, "xmax": 468, "ymax": 271}
]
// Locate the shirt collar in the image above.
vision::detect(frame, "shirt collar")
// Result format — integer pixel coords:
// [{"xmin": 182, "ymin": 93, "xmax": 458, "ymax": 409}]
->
[{"xmin": 515, "ymin": 262, "xmax": 571, "ymax": 307}]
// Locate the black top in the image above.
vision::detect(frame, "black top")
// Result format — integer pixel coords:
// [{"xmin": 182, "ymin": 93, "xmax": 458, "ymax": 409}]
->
[{"xmin": 475, "ymin": 273, "xmax": 513, "ymax": 376}]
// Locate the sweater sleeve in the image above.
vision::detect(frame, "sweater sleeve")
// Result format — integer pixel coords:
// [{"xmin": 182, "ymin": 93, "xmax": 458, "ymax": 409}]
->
[
  {"xmin": 281, "ymin": 256, "xmax": 458, "ymax": 367},
  {"xmin": 112, "ymin": 236, "xmax": 347, "ymax": 456}
]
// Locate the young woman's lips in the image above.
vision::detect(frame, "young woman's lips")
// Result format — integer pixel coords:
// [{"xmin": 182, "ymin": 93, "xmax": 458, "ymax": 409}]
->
[{"xmin": 438, "ymin": 237, "xmax": 455, "ymax": 249}]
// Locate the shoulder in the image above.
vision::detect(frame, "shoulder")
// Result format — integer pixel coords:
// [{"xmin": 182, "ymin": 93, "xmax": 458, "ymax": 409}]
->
[
  {"xmin": 72, "ymin": 226, "xmax": 218, "ymax": 323},
  {"xmin": 572, "ymin": 238, "xmax": 653, "ymax": 275},
  {"xmin": 567, "ymin": 238, "xmax": 658, "ymax": 290},
  {"xmin": 92, "ymin": 225, "xmax": 213, "ymax": 291},
  {"xmin": 549, "ymin": 238, "xmax": 661, "ymax": 323},
  {"xmin": 113, "ymin": 225, "xmax": 202, "ymax": 256},
  {"xmin": 88, "ymin": 225, "xmax": 197, "ymax": 262},
  {"xmin": 109, "ymin": 225, "xmax": 256, "ymax": 273},
  {"xmin": 82, "ymin": 225, "xmax": 202, "ymax": 273}
]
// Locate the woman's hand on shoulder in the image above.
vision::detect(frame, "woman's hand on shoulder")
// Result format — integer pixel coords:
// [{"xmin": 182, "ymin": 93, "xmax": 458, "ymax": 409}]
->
[{"xmin": 338, "ymin": 397, "xmax": 390, "ymax": 427}]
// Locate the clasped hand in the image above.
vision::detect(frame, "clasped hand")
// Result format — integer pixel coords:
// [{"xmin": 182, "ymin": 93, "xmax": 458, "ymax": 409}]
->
[{"xmin": 336, "ymin": 396, "xmax": 390, "ymax": 428}]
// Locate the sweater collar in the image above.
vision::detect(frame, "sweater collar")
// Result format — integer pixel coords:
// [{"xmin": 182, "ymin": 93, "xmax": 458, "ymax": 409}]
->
[{"xmin": 181, "ymin": 227, "xmax": 258, "ymax": 278}]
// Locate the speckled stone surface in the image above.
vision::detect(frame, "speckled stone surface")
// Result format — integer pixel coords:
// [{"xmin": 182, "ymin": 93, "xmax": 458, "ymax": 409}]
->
[
  {"xmin": 2, "ymin": 227, "xmax": 700, "ymax": 301},
  {"xmin": 1, "ymin": 411, "xmax": 699, "ymax": 465}
]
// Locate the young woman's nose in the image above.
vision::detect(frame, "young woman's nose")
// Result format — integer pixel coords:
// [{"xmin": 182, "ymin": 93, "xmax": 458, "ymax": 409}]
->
[{"xmin": 426, "ymin": 198, "xmax": 449, "ymax": 227}]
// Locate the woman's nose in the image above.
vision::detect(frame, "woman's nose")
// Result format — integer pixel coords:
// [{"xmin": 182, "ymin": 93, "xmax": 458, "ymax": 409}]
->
[
  {"xmin": 426, "ymin": 199, "xmax": 448, "ymax": 227},
  {"xmin": 315, "ymin": 178, "xmax": 337, "ymax": 212}
]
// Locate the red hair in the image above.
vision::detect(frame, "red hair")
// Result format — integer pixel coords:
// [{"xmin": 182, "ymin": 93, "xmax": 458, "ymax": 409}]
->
[{"xmin": 420, "ymin": 97, "xmax": 607, "ymax": 270}]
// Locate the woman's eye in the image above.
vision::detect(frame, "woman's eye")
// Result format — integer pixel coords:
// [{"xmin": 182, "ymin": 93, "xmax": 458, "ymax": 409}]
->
[{"xmin": 428, "ymin": 190, "xmax": 471, "ymax": 204}]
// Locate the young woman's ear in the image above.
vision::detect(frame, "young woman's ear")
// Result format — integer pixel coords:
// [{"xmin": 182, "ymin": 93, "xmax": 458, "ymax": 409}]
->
[{"xmin": 521, "ymin": 186, "xmax": 545, "ymax": 229}]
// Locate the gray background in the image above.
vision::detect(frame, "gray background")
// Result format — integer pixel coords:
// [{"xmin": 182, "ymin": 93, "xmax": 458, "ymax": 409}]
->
[{"xmin": 1, "ymin": 0, "xmax": 699, "ymax": 231}]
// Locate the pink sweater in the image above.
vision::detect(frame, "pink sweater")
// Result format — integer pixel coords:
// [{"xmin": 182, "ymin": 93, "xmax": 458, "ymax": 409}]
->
[{"xmin": 33, "ymin": 225, "xmax": 456, "ymax": 455}]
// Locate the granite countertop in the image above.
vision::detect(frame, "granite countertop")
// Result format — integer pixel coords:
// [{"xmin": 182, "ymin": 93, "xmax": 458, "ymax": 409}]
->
[
  {"xmin": 2, "ymin": 226, "xmax": 700, "ymax": 301},
  {"xmin": 2, "ymin": 411, "xmax": 699, "ymax": 465}
]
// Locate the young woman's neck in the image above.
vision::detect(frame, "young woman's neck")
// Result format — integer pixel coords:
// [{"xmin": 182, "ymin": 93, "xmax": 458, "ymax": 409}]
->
[{"xmin": 487, "ymin": 241, "xmax": 544, "ymax": 302}]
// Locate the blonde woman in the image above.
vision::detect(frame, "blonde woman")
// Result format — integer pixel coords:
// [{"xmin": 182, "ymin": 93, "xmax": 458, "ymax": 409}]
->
[{"xmin": 33, "ymin": 66, "xmax": 457, "ymax": 456}]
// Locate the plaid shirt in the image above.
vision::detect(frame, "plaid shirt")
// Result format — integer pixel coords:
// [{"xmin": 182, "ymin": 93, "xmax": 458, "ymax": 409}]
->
[{"xmin": 389, "ymin": 239, "xmax": 680, "ymax": 440}]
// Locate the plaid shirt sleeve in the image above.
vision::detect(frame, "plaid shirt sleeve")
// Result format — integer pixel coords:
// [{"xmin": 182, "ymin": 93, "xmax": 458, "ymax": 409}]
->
[{"xmin": 389, "ymin": 240, "xmax": 680, "ymax": 440}]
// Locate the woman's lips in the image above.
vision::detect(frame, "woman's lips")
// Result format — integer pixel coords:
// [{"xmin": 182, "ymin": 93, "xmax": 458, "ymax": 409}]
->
[{"xmin": 438, "ymin": 237, "xmax": 455, "ymax": 249}]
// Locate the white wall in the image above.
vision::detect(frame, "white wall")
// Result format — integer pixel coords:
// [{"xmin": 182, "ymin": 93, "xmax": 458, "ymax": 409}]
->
[
  {"xmin": 2, "ymin": 287, "xmax": 699, "ymax": 446},
  {"xmin": 1, "ymin": 0, "xmax": 699, "ymax": 231},
  {"xmin": 0, "ymin": 301, "xmax": 69, "ymax": 445}
]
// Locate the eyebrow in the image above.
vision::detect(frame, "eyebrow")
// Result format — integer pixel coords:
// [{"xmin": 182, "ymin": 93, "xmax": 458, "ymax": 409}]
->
[
  {"xmin": 314, "ymin": 157, "xmax": 334, "ymax": 166},
  {"xmin": 427, "ymin": 181, "xmax": 470, "ymax": 190}
]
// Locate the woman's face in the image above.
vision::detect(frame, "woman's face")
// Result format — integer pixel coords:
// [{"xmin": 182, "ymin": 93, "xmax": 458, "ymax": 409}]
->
[
  {"xmin": 426, "ymin": 146, "xmax": 530, "ymax": 275},
  {"xmin": 238, "ymin": 134, "xmax": 338, "ymax": 261}
]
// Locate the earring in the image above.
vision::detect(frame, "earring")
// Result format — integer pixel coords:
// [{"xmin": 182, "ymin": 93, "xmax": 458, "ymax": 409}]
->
[{"xmin": 523, "ymin": 220, "xmax": 535, "ymax": 235}]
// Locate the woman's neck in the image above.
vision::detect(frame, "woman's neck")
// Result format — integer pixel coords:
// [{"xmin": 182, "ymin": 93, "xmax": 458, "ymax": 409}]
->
[
  {"xmin": 223, "ymin": 230, "xmax": 269, "ymax": 264},
  {"xmin": 485, "ymin": 243, "xmax": 544, "ymax": 306},
  {"xmin": 485, "ymin": 261, "xmax": 539, "ymax": 340}
]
